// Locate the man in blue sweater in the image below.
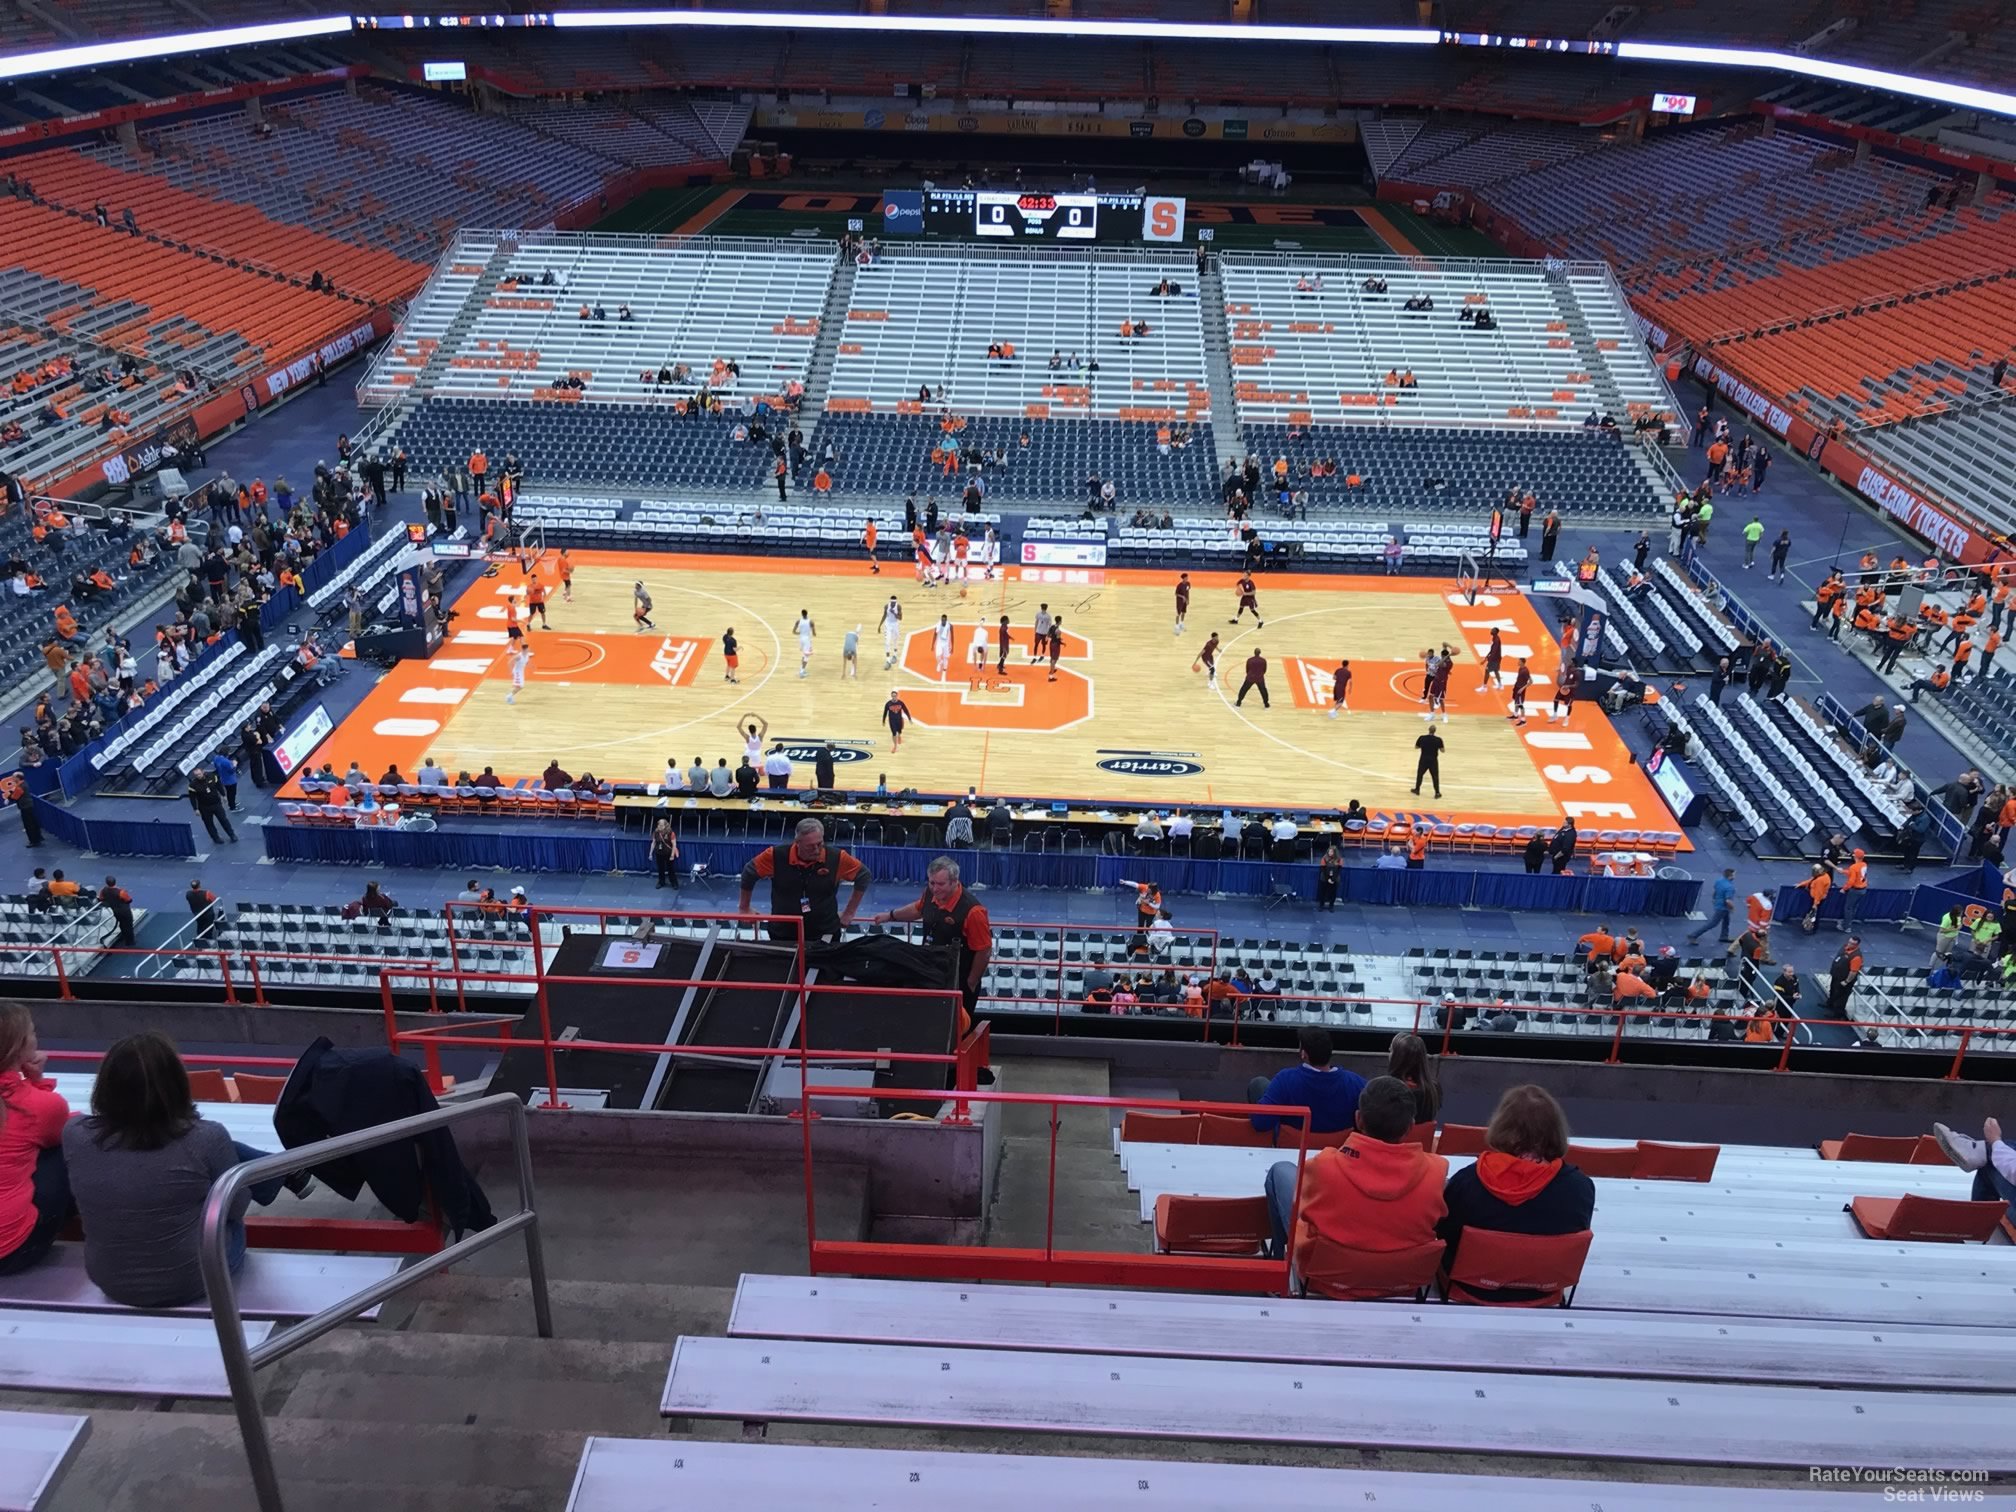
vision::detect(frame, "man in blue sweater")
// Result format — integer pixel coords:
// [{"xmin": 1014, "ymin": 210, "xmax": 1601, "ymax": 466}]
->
[
  {"xmin": 1688, "ymin": 867, "xmax": 1738, "ymax": 945},
  {"xmin": 1246, "ymin": 1027, "xmax": 1366, "ymax": 1135}
]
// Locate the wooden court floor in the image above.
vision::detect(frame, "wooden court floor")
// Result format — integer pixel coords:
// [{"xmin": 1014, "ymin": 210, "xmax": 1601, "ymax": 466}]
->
[{"xmin": 305, "ymin": 550, "xmax": 1677, "ymax": 833}]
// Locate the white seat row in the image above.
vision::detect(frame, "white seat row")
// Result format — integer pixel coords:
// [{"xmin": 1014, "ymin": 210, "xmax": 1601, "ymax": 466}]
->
[
  {"xmin": 568, "ymin": 1436, "xmax": 1882, "ymax": 1512},
  {"xmin": 0, "ymin": 1411, "xmax": 86, "ymax": 1512},
  {"xmin": 1597, "ymin": 566, "xmax": 1667, "ymax": 659},
  {"xmin": 726, "ymin": 1272, "xmax": 2016, "ymax": 1389},
  {"xmin": 93, "ymin": 641, "xmax": 245, "ymax": 769},
  {"xmin": 1220, "ymin": 252, "xmax": 1674, "ymax": 429},
  {"xmin": 0, "ymin": 1246, "xmax": 398, "ymax": 1320},
  {"xmin": 1679, "ymin": 696, "xmax": 1782, "ymax": 839},
  {"xmin": 0, "ymin": 1308, "xmax": 267, "ymax": 1399},
  {"xmin": 1733, "ymin": 694, "xmax": 1860, "ymax": 833},
  {"xmin": 307, "ymin": 528, "xmax": 410, "ymax": 611},
  {"xmin": 1653, "ymin": 558, "xmax": 1739, "ymax": 655},
  {"xmin": 1787, "ymin": 696, "xmax": 1912, "ymax": 826},
  {"xmin": 659, "ymin": 1333, "xmax": 2008, "ymax": 1471},
  {"xmin": 176, "ymin": 662, "xmax": 287, "ymax": 777},
  {"xmin": 135, "ymin": 645, "xmax": 284, "ymax": 774},
  {"xmin": 46, "ymin": 1074, "xmax": 277, "ymax": 1147},
  {"xmin": 833, "ymin": 249, "xmax": 1209, "ymax": 420}
]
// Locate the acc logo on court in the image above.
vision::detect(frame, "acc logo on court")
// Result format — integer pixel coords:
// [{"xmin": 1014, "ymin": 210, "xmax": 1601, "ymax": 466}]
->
[
  {"xmin": 772, "ymin": 743, "xmax": 873, "ymax": 764},
  {"xmin": 1096, "ymin": 756, "xmax": 1204, "ymax": 778}
]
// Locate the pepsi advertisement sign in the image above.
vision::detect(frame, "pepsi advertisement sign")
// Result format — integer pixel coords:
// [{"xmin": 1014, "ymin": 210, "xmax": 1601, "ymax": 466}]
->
[{"xmin": 881, "ymin": 189, "xmax": 924, "ymax": 236}]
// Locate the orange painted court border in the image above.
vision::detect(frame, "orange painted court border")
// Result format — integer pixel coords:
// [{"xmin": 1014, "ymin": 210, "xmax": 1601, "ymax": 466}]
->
[{"xmin": 293, "ymin": 550, "xmax": 1686, "ymax": 845}]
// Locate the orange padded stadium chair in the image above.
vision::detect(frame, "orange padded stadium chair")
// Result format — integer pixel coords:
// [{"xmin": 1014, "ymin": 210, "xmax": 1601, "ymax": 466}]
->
[
  {"xmin": 1633, "ymin": 1141, "xmax": 1720, "ymax": 1182},
  {"xmin": 232, "ymin": 1072, "xmax": 290, "ymax": 1105},
  {"xmin": 1198, "ymin": 1112, "xmax": 1276, "ymax": 1147},
  {"xmin": 187, "ymin": 1068, "xmax": 234, "ymax": 1102},
  {"xmin": 1909, "ymin": 1135, "xmax": 1949, "ymax": 1166},
  {"xmin": 1152, "ymin": 1194, "xmax": 1269, "ymax": 1256},
  {"xmin": 1567, "ymin": 1143, "xmax": 1640, "ymax": 1179},
  {"xmin": 1120, "ymin": 1112, "xmax": 1200, "ymax": 1144},
  {"xmin": 1295, "ymin": 1236, "xmax": 1443, "ymax": 1302},
  {"xmin": 1819, "ymin": 1133, "xmax": 1921, "ymax": 1162},
  {"xmin": 1405, "ymin": 1119, "xmax": 1437, "ymax": 1151},
  {"xmin": 1848, "ymin": 1194, "xmax": 2007, "ymax": 1244},
  {"xmin": 1436, "ymin": 1123, "xmax": 1488, "ymax": 1157},
  {"xmin": 1439, "ymin": 1227, "xmax": 1593, "ymax": 1307}
]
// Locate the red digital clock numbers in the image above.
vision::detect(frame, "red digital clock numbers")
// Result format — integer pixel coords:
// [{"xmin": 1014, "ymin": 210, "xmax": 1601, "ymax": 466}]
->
[{"xmin": 1017, "ymin": 194, "xmax": 1057, "ymax": 211}]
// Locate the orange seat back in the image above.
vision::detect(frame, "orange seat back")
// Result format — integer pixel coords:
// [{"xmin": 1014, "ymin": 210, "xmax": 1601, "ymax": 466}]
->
[
  {"xmin": 1909, "ymin": 1134, "xmax": 1948, "ymax": 1166},
  {"xmin": 1121, "ymin": 1112, "xmax": 1200, "ymax": 1144},
  {"xmin": 1405, "ymin": 1119, "xmax": 1437, "ymax": 1151},
  {"xmin": 233, "ymin": 1072, "xmax": 289, "ymax": 1105},
  {"xmin": 1633, "ymin": 1141, "xmax": 1720, "ymax": 1182},
  {"xmin": 1825, "ymin": 1133, "xmax": 1921, "ymax": 1163},
  {"xmin": 1198, "ymin": 1112, "xmax": 1275, "ymax": 1147},
  {"xmin": 1152, "ymin": 1193, "xmax": 1269, "ymax": 1256},
  {"xmin": 186, "ymin": 1068, "xmax": 233, "ymax": 1102},
  {"xmin": 1436, "ymin": 1123, "xmax": 1488, "ymax": 1156},
  {"xmin": 1441, "ymin": 1227, "xmax": 1593, "ymax": 1307},
  {"xmin": 1851, "ymin": 1194, "xmax": 2007, "ymax": 1244},
  {"xmin": 1298, "ymin": 1237, "xmax": 1443, "ymax": 1301},
  {"xmin": 1305, "ymin": 1127, "xmax": 1354, "ymax": 1151},
  {"xmin": 1566, "ymin": 1143, "xmax": 1639, "ymax": 1179}
]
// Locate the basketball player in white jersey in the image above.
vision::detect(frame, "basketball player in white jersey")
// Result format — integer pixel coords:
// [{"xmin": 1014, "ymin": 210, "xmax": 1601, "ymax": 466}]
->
[
  {"xmin": 742, "ymin": 714, "xmax": 769, "ymax": 766},
  {"xmin": 933, "ymin": 614, "xmax": 953, "ymax": 677},
  {"xmin": 505, "ymin": 640, "xmax": 532, "ymax": 704},
  {"xmin": 969, "ymin": 619, "xmax": 990, "ymax": 672},
  {"xmin": 1030, "ymin": 603, "xmax": 1054, "ymax": 664},
  {"xmin": 794, "ymin": 609, "xmax": 816, "ymax": 678},
  {"xmin": 880, "ymin": 596, "xmax": 904, "ymax": 668}
]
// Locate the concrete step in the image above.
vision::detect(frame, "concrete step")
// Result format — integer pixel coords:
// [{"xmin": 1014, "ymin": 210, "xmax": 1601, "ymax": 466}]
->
[
  {"xmin": 44, "ymin": 1410, "xmax": 585, "ymax": 1512},
  {"xmin": 273, "ymin": 1330, "xmax": 670, "ymax": 1437},
  {"xmin": 393, "ymin": 1274, "xmax": 736, "ymax": 1344}
]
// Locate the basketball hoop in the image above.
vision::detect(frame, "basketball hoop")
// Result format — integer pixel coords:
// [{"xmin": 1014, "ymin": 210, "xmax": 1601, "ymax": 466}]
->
[{"xmin": 1456, "ymin": 551, "xmax": 1482, "ymax": 606}]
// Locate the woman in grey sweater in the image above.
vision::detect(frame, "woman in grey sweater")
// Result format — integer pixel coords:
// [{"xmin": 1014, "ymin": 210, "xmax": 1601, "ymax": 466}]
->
[{"xmin": 62, "ymin": 1033, "xmax": 312, "ymax": 1309}]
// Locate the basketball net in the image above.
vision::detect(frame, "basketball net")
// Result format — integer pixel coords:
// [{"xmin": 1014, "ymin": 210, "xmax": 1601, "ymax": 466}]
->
[{"xmin": 1456, "ymin": 550, "xmax": 1482, "ymax": 606}]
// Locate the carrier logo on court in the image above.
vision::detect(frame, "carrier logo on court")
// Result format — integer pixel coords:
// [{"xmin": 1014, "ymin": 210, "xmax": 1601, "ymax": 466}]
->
[
  {"xmin": 772, "ymin": 743, "xmax": 873, "ymax": 764},
  {"xmin": 1096, "ymin": 753, "xmax": 1204, "ymax": 778}
]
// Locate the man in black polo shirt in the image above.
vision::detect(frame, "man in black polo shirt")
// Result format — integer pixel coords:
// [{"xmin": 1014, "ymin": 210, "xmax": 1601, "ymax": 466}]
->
[
  {"xmin": 738, "ymin": 818, "xmax": 873, "ymax": 944},
  {"xmin": 874, "ymin": 855, "xmax": 993, "ymax": 1031}
]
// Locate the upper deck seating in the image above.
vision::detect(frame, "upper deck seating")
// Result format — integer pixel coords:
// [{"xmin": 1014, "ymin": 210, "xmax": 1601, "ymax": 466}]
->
[
  {"xmin": 431, "ymin": 237, "xmax": 835, "ymax": 407},
  {"xmin": 831, "ymin": 249, "xmax": 1210, "ymax": 423},
  {"xmin": 1219, "ymin": 253, "xmax": 1674, "ymax": 431}
]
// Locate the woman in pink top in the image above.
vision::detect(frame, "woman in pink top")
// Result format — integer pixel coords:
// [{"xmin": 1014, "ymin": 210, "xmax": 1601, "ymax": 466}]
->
[{"xmin": 0, "ymin": 1005, "xmax": 71, "ymax": 1275}]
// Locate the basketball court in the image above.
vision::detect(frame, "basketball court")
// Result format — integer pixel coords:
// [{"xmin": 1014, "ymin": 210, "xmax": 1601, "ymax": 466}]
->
[{"xmin": 301, "ymin": 550, "xmax": 1680, "ymax": 837}]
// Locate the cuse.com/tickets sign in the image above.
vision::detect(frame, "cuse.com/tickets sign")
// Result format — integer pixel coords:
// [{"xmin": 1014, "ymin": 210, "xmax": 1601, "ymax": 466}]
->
[{"xmin": 1142, "ymin": 196, "xmax": 1186, "ymax": 242}]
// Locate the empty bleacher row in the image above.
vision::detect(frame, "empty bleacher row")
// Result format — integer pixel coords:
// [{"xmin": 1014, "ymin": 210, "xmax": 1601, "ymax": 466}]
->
[
  {"xmin": 499, "ymin": 94, "xmax": 746, "ymax": 169},
  {"xmin": 1646, "ymin": 699, "xmax": 1769, "ymax": 842},
  {"xmin": 144, "ymin": 902, "xmax": 538, "ymax": 993},
  {"xmin": 806, "ymin": 414, "xmax": 1219, "ymax": 506},
  {"xmin": 1219, "ymin": 252, "xmax": 1676, "ymax": 431},
  {"xmin": 109, "ymin": 643, "xmax": 287, "ymax": 784},
  {"xmin": 1238, "ymin": 423, "xmax": 1667, "ymax": 520},
  {"xmin": 1849, "ymin": 964, "xmax": 2016, "ymax": 1050},
  {"xmin": 0, "ymin": 894, "xmax": 125, "ymax": 977},
  {"xmin": 514, "ymin": 497, "xmax": 1002, "ymax": 556},
  {"xmin": 1067, "ymin": 515, "xmax": 1524, "ymax": 572},
  {"xmin": 832, "ymin": 247, "xmax": 1210, "ymax": 421},
  {"xmin": 392, "ymin": 403, "xmax": 776, "ymax": 494},
  {"xmin": 1933, "ymin": 666, "xmax": 2016, "ymax": 769}
]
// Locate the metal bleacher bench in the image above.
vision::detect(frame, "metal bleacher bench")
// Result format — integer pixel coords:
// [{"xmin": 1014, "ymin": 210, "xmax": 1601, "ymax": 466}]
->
[
  {"xmin": 660, "ymin": 1333, "xmax": 2007, "ymax": 1471},
  {"xmin": 567, "ymin": 1436, "xmax": 1871, "ymax": 1511},
  {"xmin": 0, "ymin": 1310, "xmax": 269, "ymax": 1398},
  {"xmin": 723, "ymin": 1273, "xmax": 2016, "ymax": 1392},
  {"xmin": 0, "ymin": 1411, "xmax": 87, "ymax": 1512},
  {"xmin": 0, "ymin": 1246, "xmax": 398, "ymax": 1320}
]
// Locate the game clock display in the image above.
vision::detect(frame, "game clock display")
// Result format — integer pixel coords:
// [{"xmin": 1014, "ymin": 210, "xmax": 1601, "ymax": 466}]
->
[{"xmin": 924, "ymin": 188, "xmax": 1141, "ymax": 241}]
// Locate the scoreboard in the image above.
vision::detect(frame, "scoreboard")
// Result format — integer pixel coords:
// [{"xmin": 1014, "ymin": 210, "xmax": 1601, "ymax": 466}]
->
[{"xmin": 924, "ymin": 188, "xmax": 1142, "ymax": 242}]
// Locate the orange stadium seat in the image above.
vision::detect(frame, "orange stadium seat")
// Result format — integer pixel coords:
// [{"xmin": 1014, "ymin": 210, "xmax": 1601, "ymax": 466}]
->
[
  {"xmin": 1151, "ymin": 1194, "xmax": 1269, "ymax": 1256},
  {"xmin": 1198, "ymin": 1112, "xmax": 1276, "ymax": 1147},
  {"xmin": 1295, "ymin": 1236, "xmax": 1444, "ymax": 1302},
  {"xmin": 1632, "ymin": 1141, "xmax": 1720, "ymax": 1182},
  {"xmin": 1121, "ymin": 1112, "xmax": 1200, "ymax": 1144},
  {"xmin": 1565, "ymin": 1143, "xmax": 1639, "ymax": 1179},
  {"xmin": 1439, "ymin": 1227, "xmax": 1593, "ymax": 1307},
  {"xmin": 1436, "ymin": 1123, "xmax": 1488, "ymax": 1157},
  {"xmin": 1818, "ymin": 1133, "xmax": 1922, "ymax": 1162},
  {"xmin": 1848, "ymin": 1194, "xmax": 2008, "ymax": 1244}
]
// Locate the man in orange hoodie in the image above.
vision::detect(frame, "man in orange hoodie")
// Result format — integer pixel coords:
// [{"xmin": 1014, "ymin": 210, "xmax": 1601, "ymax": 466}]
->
[{"xmin": 1263, "ymin": 1077, "xmax": 1448, "ymax": 1281}]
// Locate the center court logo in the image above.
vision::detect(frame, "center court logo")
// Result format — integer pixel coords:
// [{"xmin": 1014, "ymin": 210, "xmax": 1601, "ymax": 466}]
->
[{"xmin": 1096, "ymin": 751, "xmax": 1204, "ymax": 778}]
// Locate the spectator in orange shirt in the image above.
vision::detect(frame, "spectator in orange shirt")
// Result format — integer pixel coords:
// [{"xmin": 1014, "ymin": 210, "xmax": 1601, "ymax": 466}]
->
[
  {"xmin": 1982, "ymin": 629, "xmax": 2003, "ymax": 681},
  {"xmin": 1796, "ymin": 863, "xmax": 1831, "ymax": 933},
  {"xmin": 1576, "ymin": 924, "xmax": 1615, "ymax": 961}
]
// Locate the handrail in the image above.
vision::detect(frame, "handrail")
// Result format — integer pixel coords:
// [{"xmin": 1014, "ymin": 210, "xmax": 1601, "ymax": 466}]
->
[{"xmin": 198, "ymin": 1092, "xmax": 552, "ymax": 1512}]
